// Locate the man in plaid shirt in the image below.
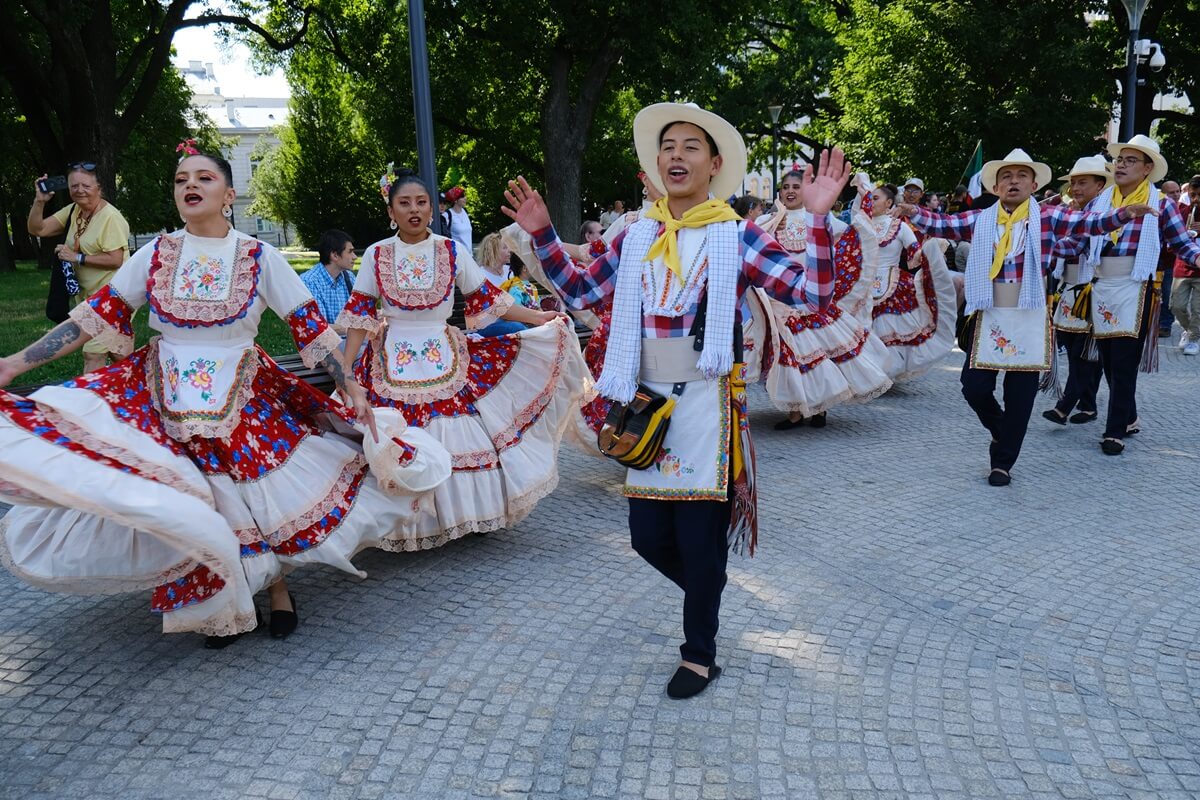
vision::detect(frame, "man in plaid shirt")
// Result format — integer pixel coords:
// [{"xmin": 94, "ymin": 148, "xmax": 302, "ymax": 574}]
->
[
  {"xmin": 896, "ymin": 149, "xmax": 1150, "ymax": 484},
  {"xmin": 1051, "ymin": 137, "xmax": 1200, "ymax": 455},
  {"xmin": 502, "ymin": 103, "xmax": 849, "ymax": 699}
]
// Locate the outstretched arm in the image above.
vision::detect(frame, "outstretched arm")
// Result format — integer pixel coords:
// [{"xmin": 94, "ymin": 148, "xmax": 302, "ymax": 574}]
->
[
  {"xmin": 0, "ymin": 321, "xmax": 91, "ymax": 388},
  {"xmin": 897, "ymin": 205, "xmax": 979, "ymax": 242}
]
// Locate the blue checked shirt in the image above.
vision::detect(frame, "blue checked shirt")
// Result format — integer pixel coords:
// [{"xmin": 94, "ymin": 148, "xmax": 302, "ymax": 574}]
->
[{"xmin": 300, "ymin": 262, "xmax": 356, "ymax": 324}]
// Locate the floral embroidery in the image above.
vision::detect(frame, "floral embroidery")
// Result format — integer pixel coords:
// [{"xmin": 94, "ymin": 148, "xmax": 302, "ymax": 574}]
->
[
  {"xmin": 68, "ymin": 284, "xmax": 135, "ymax": 355},
  {"xmin": 463, "ymin": 277, "xmax": 515, "ymax": 328},
  {"xmin": 175, "ymin": 253, "xmax": 232, "ymax": 300},
  {"xmin": 164, "ymin": 356, "xmax": 181, "ymax": 403},
  {"xmin": 147, "ymin": 233, "xmax": 262, "ymax": 328},
  {"xmin": 776, "ymin": 337, "xmax": 828, "ymax": 373},
  {"xmin": 180, "ymin": 358, "xmax": 222, "ymax": 405},
  {"xmin": 873, "ymin": 271, "xmax": 920, "ymax": 318},
  {"xmin": 393, "ymin": 340, "xmax": 417, "ymax": 369},
  {"xmin": 655, "ymin": 448, "xmax": 695, "ymax": 477},
  {"xmin": 374, "ymin": 238, "xmax": 456, "ymax": 309},
  {"xmin": 272, "ymin": 457, "xmax": 369, "ymax": 555},
  {"xmin": 1097, "ymin": 302, "xmax": 1119, "ymax": 327},
  {"xmin": 421, "ymin": 338, "xmax": 445, "ymax": 370},
  {"xmin": 989, "ymin": 324, "xmax": 1026, "ymax": 357},
  {"xmin": 152, "ymin": 565, "xmax": 226, "ymax": 613},
  {"xmin": 335, "ymin": 290, "xmax": 382, "ymax": 334}
]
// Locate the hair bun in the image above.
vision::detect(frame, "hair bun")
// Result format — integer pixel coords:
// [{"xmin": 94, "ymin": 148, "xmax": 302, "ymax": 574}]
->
[{"xmin": 394, "ymin": 167, "xmax": 418, "ymax": 178}]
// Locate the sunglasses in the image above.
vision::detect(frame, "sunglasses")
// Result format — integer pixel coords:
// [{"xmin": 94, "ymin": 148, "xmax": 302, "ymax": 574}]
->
[{"xmin": 67, "ymin": 161, "xmax": 98, "ymax": 172}]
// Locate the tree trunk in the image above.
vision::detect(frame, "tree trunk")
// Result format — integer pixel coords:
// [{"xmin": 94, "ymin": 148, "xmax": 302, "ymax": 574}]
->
[{"xmin": 10, "ymin": 210, "xmax": 37, "ymax": 260}]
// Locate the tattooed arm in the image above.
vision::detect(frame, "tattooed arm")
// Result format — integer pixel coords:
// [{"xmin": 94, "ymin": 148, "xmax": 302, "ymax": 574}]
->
[
  {"xmin": 319, "ymin": 351, "xmax": 378, "ymax": 441},
  {"xmin": 0, "ymin": 321, "xmax": 91, "ymax": 388}
]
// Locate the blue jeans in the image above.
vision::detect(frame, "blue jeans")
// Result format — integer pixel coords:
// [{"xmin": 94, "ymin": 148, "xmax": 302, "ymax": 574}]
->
[
  {"xmin": 1160, "ymin": 274, "xmax": 1175, "ymax": 332},
  {"xmin": 474, "ymin": 320, "xmax": 526, "ymax": 337}
]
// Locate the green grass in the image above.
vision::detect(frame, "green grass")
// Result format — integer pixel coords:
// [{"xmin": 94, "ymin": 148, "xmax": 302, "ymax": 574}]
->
[{"xmin": 1, "ymin": 261, "xmax": 315, "ymax": 387}]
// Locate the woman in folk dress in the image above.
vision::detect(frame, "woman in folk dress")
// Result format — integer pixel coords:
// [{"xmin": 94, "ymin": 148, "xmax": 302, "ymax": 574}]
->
[
  {"xmin": 0, "ymin": 154, "xmax": 441, "ymax": 647},
  {"xmin": 339, "ymin": 170, "xmax": 590, "ymax": 546}
]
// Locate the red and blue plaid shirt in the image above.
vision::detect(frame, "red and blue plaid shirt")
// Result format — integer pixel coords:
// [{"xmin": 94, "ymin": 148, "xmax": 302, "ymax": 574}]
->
[
  {"xmin": 1051, "ymin": 196, "xmax": 1200, "ymax": 267},
  {"xmin": 530, "ymin": 216, "xmax": 835, "ymax": 338},
  {"xmin": 910, "ymin": 204, "xmax": 1133, "ymax": 284}
]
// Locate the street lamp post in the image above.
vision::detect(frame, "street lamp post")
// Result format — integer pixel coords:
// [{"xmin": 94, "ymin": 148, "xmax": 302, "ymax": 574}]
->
[
  {"xmin": 768, "ymin": 104, "xmax": 783, "ymax": 200},
  {"xmin": 408, "ymin": 0, "xmax": 442, "ymax": 234},
  {"xmin": 1120, "ymin": 0, "xmax": 1149, "ymax": 140}
]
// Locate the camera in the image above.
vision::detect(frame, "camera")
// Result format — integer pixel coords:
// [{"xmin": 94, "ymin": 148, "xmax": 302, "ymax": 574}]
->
[{"xmin": 38, "ymin": 175, "xmax": 68, "ymax": 194}]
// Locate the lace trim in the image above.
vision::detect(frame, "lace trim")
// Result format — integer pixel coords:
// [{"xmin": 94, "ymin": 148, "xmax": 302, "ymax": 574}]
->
[
  {"xmin": 451, "ymin": 449, "xmax": 500, "ymax": 470},
  {"xmin": 874, "ymin": 217, "xmax": 902, "ymax": 247},
  {"xmin": 163, "ymin": 607, "xmax": 260, "ymax": 637},
  {"xmin": 148, "ymin": 234, "xmax": 262, "ymax": 327},
  {"xmin": 489, "ymin": 322, "xmax": 569, "ymax": 452},
  {"xmin": 299, "ymin": 325, "xmax": 343, "ymax": 369},
  {"xmin": 269, "ymin": 455, "xmax": 368, "ymax": 550},
  {"xmin": 464, "ymin": 284, "xmax": 515, "ymax": 330},
  {"xmin": 68, "ymin": 299, "xmax": 134, "ymax": 357},
  {"xmin": 375, "ymin": 238, "xmax": 456, "ymax": 310},
  {"xmin": 368, "ymin": 324, "xmax": 470, "ymax": 403},
  {"xmin": 144, "ymin": 338, "xmax": 261, "ymax": 443},
  {"xmin": 334, "ymin": 302, "xmax": 384, "ymax": 335}
]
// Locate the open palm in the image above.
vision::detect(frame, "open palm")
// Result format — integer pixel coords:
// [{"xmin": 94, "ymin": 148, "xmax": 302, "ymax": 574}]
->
[
  {"xmin": 799, "ymin": 148, "xmax": 853, "ymax": 217},
  {"xmin": 501, "ymin": 176, "xmax": 553, "ymax": 233}
]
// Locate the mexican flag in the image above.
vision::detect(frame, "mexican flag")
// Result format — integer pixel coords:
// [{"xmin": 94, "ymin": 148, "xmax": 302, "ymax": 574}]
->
[{"xmin": 964, "ymin": 140, "xmax": 984, "ymax": 198}]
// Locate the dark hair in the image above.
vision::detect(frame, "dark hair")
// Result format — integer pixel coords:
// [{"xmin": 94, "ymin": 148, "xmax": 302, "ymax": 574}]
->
[
  {"xmin": 876, "ymin": 184, "xmax": 898, "ymax": 204},
  {"xmin": 731, "ymin": 194, "xmax": 763, "ymax": 219},
  {"xmin": 387, "ymin": 168, "xmax": 432, "ymax": 205},
  {"xmin": 317, "ymin": 229, "xmax": 353, "ymax": 265},
  {"xmin": 658, "ymin": 121, "xmax": 720, "ymax": 157},
  {"xmin": 1190, "ymin": 174, "xmax": 1200, "ymax": 185},
  {"xmin": 179, "ymin": 152, "xmax": 234, "ymax": 186},
  {"xmin": 781, "ymin": 169, "xmax": 806, "ymax": 184},
  {"xmin": 579, "ymin": 220, "xmax": 601, "ymax": 239},
  {"xmin": 954, "ymin": 184, "xmax": 968, "ymax": 194}
]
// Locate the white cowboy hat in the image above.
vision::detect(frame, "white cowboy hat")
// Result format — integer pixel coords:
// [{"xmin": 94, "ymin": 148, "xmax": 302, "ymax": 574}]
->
[
  {"xmin": 1057, "ymin": 154, "xmax": 1114, "ymax": 188},
  {"xmin": 1107, "ymin": 134, "xmax": 1168, "ymax": 183},
  {"xmin": 903, "ymin": 177, "xmax": 925, "ymax": 191},
  {"xmin": 981, "ymin": 148, "xmax": 1052, "ymax": 191},
  {"xmin": 634, "ymin": 103, "xmax": 747, "ymax": 201}
]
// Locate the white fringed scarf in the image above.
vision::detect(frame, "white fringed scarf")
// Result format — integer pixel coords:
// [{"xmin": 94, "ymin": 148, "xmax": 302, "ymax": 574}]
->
[{"xmin": 964, "ymin": 197, "xmax": 1044, "ymax": 313}]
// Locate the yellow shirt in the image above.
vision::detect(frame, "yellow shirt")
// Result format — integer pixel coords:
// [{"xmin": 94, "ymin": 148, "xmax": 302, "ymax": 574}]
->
[{"xmin": 52, "ymin": 202, "xmax": 131, "ymax": 296}]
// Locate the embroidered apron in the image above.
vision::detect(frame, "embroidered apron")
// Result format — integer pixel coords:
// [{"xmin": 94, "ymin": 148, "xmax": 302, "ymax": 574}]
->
[
  {"xmin": 148, "ymin": 338, "xmax": 258, "ymax": 441},
  {"xmin": 970, "ymin": 282, "xmax": 1051, "ymax": 372},
  {"xmin": 1051, "ymin": 262, "xmax": 1092, "ymax": 333},
  {"xmin": 1089, "ymin": 257, "xmax": 1146, "ymax": 339}
]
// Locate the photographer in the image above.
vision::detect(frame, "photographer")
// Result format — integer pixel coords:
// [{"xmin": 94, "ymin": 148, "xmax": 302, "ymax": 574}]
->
[{"xmin": 27, "ymin": 162, "xmax": 130, "ymax": 373}]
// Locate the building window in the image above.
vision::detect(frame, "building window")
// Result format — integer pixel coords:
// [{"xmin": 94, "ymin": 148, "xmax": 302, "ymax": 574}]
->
[{"xmin": 256, "ymin": 217, "xmax": 275, "ymax": 234}]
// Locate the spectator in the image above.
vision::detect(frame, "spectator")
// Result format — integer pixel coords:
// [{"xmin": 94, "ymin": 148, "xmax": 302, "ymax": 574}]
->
[
  {"xmin": 1159, "ymin": 180, "xmax": 1183, "ymax": 337},
  {"xmin": 444, "ymin": 186, "xmax": 472, "ymax": 256},
  {"xmin": 902, "ymin": 177, "xmax": 924, "ymax": 206},
  {"xmin": 599, "ymin": 200, "xmax": 625, "ymax": 230},
  {"xmin": 437, "ymin": 192, "xmax": 451, "ymax": 235},
  {"xmin": 945, "ymin": 184, "xmax": 973, "ymax": 213},
  {"xmin": 731, "ymin": 194, "xmax": 764, "ymax": 220},
  {"xmin": 301, "ymin": 229, "xmax": 356, "ymax": 325},
  {"xmin": 920, "ymin": 192, "xmax": 942, "ymax": 213},
  {"xmin": 1170, "ymin": 177, "xmax": 1200, "ymax": 355},
  {"xmin": 27, "ymin": 162, "xmax": 130, "ymax": 373},
  {"xmin": 580, "ymin": 220, "xmax": 602, "ymax": 244},
  {"xmin": 474, "ymin": 232, "xmax": 525, "ymax": 337}
]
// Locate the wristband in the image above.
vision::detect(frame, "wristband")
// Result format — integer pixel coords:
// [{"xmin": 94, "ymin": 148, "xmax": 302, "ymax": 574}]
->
[{"xmin": 78, "ymin": 254, "xmax": 86, "ymax": 265}]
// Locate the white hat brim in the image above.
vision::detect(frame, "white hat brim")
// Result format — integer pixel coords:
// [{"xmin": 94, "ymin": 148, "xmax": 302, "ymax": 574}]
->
[
  {"xmin": 1056, "ymin": 170, "xmax": 1114, "ymax": 189},
  {"xmin": 634, "ymin": 103, "xmax": 747, "ymax": 202},
  {"xmin": 1106, "ymin": 141, "xmax": 1168, "ymax": 183},
  {"xmin": 981, "ymin": 158, "xmax": 1052, "ymax": 193}
]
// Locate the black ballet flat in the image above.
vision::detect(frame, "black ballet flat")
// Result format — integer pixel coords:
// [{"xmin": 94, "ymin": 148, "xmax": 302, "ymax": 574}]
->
[
  {"xmin": 269, "ymin": 592, "xmax": 299, "ymax": 639},
  {"xmin": 807, "ymin": 412, "xmax": 828, "ymax": 429},
  {"xmin": 1069, "ymin": 411, "xmax": 1097, "ymax": 424},
  {"xmin": 205, "ymin": 607, "xmax": 263, "ymax": 649},
  {"xmin": 1100, "ymin": 438, "xmax": 1125, "ymax": 456},
  {"xmin": 987, "ymin": 469, "xmax": 1011, "ymax": 487},
  {"xmin": 666, "ymin": 664, "xmax": 722, "ymax": 699},
  {"xmin": 1041, "ymin": 409, "xmax": 1068, "ymax": 425},
  {"xmin": 773, "ymin": 417, "xmax": 805, "ymax": 431}
]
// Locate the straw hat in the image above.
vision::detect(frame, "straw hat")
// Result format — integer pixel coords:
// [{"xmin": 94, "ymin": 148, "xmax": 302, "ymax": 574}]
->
[
  {"xmin": 981, "ymin": 148, "xmax": 1052, "ymax": 191},
  {"xmin": 1057, "ymin": 155, "xmax": 1113, "ymax": 189},
  {"xmin": 633, "ymin": 103, "xmax": 747, "ymax": 201},
  {"xmin": 1106, "ymin": 134, "xmax": 1168, "ymax": 183}
]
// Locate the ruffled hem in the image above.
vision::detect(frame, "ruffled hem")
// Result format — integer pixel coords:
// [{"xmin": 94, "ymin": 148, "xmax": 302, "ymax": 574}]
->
[
  {"xmin": 335, "ymin": 308, "xmax": 384, "ymax": 336},
  {"xmin": 68, "ymin": 301, "xmax": 134, "ymax": 357},
  {"xmin": 299, "ymin": 325, "xmax": 343, "ymax": 369},
  {"xmin": 465, "ymin": 288, "xmax": 515, "ymax": 330}
]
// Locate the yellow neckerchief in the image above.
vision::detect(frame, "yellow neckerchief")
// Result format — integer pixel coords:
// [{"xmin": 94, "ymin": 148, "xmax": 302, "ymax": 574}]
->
[
  {"xmin": 990, "ymin": 199, "xmax": 1030, "ymax": 280},
  {"xmin": 1110, "ymin": 179, "xmax": 1150, "ymax": 244},
  {"xmin": 644, "ymin": 196, "xmax": 742, "ymax": 284}
]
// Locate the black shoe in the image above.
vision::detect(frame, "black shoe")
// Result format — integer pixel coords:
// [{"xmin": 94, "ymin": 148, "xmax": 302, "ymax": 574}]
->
[
  {"xmin": 987, "ymin": 469, "xmax": 1011, "ymax": 487},
  {"xmin": 807, "ymin": 412, "xmax": 827, "ymax": 429},
  {"xmin": 1042, "ymin": 409, "xmax": 1068, "ymax": 425},
  {"xmin": 1100, "ymin": 438, "xmax": 1125, "ymax": 456},
  {"xmin": 774, "ymin": 416, "xmax": 804, "ymax": 431},
  {"xmin": 666, "ymin": 665, "xmax": 722, "ymax": 699},
  {"xmin": 269, "ymin": 592, "xmax": 299, "ymax": 639},
  {"xmin": 1125, "ymin": 420, "xmax": 1141, "ymax": 435},
  {"xmin": 205, "ymin": 607, "xmax": 263, "ymax": 649},
  {"xmin": 1069, "ymin": 411, "xmax": 1097, "ymax": 424}
]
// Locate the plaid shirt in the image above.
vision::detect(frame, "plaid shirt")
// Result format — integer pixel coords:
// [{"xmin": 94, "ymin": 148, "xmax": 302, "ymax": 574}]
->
[
  {"xmin": 910, "ymin": 204, "xmax": 1132, "ymax": 284},
  {"xmin": 1051, "ymin": 196, "xmax": 1200, "ymax": 268},
  {"xmin": 530, "ymin": 216, "xmax": 834, "ymax": 338},
  {"xmin": 300, "ymin": 262, "xmax": 356, "ymax": 324}
]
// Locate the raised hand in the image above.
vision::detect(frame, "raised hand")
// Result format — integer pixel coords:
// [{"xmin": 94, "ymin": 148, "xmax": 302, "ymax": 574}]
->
[
  {"xmin": 799, "ymin": 147, "xmax": 853, "ymax": 217},
  {"xmin": 501, "ymin": 176, "xmax": 553, "ymax": 233},
  {"xmin": 345, "ymin": 381, "xmax": 379, "ymax": 443},
  {"xmin": 892, "ymin": 202, "xmax": 919, "ymax": 219},
  {"xmin": 33, "ymin": 174, "xmax": 54, "ymax": 203},
  {"xmin": 1123, "ymin": 203, "xmax": 1159, "ymax": 219}
]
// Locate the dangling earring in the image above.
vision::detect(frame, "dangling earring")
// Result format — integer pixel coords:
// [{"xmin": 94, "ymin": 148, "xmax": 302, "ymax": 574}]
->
[
  {"xmin": 222, "ymin": 205, "xmax": 233, "ymax": 218},
  {"xmin": 389, "ymin": 219, "xmax": 398, "ymax": 230}
]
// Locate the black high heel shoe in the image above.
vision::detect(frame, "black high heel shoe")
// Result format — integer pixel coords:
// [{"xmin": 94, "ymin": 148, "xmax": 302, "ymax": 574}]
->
[
  {"xmin": 205, "ymin": 607, "xmax": 263, "ymax": 650},
  {"xmin": 269, "ymin": 592, "xmax": 299, "ymax": 639}
]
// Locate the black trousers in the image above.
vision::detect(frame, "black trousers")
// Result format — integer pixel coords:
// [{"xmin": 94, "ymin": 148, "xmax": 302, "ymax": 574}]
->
[
  {"xmin": 1055, "ymin": 330, "xmax": 1102, "ymax": 416},
  {"xmin": 1096, "ymin": 289, "xmax": 1153, "ymax": 440},
  {"xmin": 958, "ymin": 315, "xmax": 1039, "ymax": 471},
  {"xmin": 628, "ymin": 495, "xmax": 731, "ymax": 667}
]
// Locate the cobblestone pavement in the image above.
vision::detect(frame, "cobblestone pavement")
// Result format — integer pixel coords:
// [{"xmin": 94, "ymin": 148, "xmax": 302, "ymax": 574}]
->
[{"xmin": 3, "ymin": 338, "xmax": 1200, "ymax": 800}]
